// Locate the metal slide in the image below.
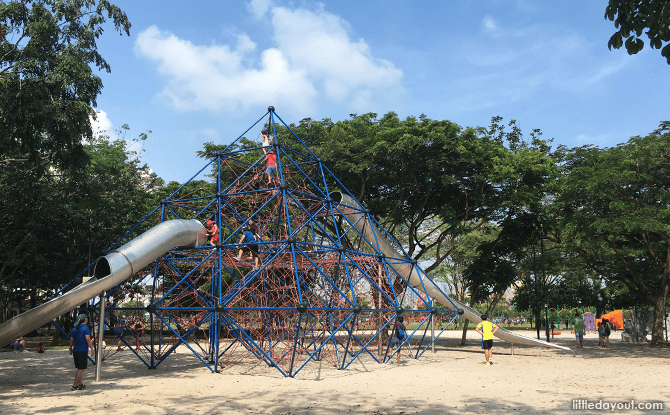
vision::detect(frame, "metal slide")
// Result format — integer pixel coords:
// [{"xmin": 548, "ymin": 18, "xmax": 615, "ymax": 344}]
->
[
  {"xmin": 332, "ymin": 192, "xmax": 571, "ymax": 352},
  {"xmin": 0, "ymin": 219, "xmax": 207, "ymax": 348}
]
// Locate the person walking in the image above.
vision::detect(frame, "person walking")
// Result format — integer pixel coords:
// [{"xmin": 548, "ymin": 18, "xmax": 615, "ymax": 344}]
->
[
  {"xmin": 475, "ymin": 314, "xmax": 498, "ymax": 365},
  {"xmin": 69, "ymin": 314, "xmax": 94, "ymax": 391},
  {"xmin": 573, "ymin": 312, "xmax": 585, "ymax": 348}
]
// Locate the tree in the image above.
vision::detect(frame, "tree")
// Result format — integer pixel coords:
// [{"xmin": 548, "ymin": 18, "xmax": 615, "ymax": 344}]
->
[
  {"xmin": 556, "ymin": 122, "xmax": 670, "ymax": 346},
  {"xmin": 0, "ymin": 129, "xmax": 159, "ymax": 322},
  {"xmin": 281, "ymin": 114, "xmax": 557, "ymax": 345},
  {"xmin": 605, "ymin": 0, "xmax": 670, "ymax": 64},
  {"xmin": 284, "ymin": 114, "xmax": 555, "ymax": 274},
  {"xmin": 0, "ymin": 1, "xmax": 132, "ymax": 320},
  {"xmin": 0, "ymin": 0, "xmax": 131, "ymax": 173}
]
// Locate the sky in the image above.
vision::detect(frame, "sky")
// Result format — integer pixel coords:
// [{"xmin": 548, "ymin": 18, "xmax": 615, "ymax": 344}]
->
[{"xmin": 90, "ymin": 0, "xmax": 670, "ymax": 184}]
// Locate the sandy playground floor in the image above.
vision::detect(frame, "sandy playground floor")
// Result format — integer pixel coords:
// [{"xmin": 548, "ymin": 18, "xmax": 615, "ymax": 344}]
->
[{"xmin": 1, "ymin": 329, "xmax": 668, "ymax": 414}]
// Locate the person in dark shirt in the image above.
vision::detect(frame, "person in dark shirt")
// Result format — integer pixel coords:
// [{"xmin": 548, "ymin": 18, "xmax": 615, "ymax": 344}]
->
[
  {"xmin": 133, "ymin": 315, "xmax": 144, "ymax": 351},
  {"xmin": 234, "ymin": 225, "xmax": 261, "ymax": 270}
]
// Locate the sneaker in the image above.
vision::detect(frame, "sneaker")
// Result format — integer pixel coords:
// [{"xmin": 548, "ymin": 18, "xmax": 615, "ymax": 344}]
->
[
  {"xmin": 233, "ymin": 257, "xmax": 241, "ymax": 262},
  {"xmin": 252, "ymin": 267, "xmax": 259, "ymax": 271},
  {"xmin": 484, "ymin": 362, "xmax": 491, "ymax": 366},
  {"xmin": 22, "ymin": 350, "xmax": 29, "ymax": 353},
  {"xmin": 14, "ymin": 350, "xmax": 18, "ymax": 353}
]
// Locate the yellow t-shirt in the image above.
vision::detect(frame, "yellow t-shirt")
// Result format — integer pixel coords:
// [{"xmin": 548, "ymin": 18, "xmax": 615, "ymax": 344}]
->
[{"xmin": 477, "ymin": 321, "xmax": 497, "ymax": 340}]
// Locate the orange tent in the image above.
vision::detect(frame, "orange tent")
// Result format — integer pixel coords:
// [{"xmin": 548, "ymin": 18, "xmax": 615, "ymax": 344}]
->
[{"xmin": 597, "ymin": 310, "xmax": 623, "ymax": 330}]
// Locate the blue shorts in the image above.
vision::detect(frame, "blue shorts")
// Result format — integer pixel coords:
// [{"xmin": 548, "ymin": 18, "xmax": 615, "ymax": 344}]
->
[
  {"xmin": 575, "ymin": 332, "xmax": 584, "ymax": 340},
  {"xmin": 266, "ymin": 166, "xmax": 277, "ymax": 177}
]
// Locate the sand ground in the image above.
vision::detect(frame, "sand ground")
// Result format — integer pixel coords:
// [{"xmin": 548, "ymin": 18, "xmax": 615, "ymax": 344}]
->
[{"xmin": 1, "ymin": 330, "xmax": 668, "ymax": 414}]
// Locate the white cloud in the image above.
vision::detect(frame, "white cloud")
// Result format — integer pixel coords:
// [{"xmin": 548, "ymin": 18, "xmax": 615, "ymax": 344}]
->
[
  {"xmin": 247, "ymin": 0, "xmax": 273, "ymax": 20},
  {"xmin": 135, "ymin": 26, "xmax": 317, "ymax": 113},
  {"xmin": 88, "ymin": 110, "xmax": 144, "ymax": 156},
  {"xmin": 202, "ymin": 128, "xmax": 220, "ymax": 142},
  {"xmin": 135, "ymin": 4, "xmax": 403, "ymax": 115},
  {"xmin": 91, "ymin": 110, "xmax": 113, "ymax": 134},
  {"xmin": 271, "ymin": 6, "xmax": 403, "ymax": 106},
  {"xmin": 236, "ymin": 33, "xmax": 256, "ymax": 53},
  {"xmin": 482, "ymin": 15, "xmax": 503, "ymax": 37}
]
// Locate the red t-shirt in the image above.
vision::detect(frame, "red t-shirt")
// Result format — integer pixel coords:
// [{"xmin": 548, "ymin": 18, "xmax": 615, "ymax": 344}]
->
[{"xmin": 266, "ymin": 150, "xmax": 277, "ymax": 167}]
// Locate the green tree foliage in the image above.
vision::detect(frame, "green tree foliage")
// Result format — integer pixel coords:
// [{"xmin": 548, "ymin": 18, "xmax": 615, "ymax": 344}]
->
[
  {"xmin": 432, "ymin": 225, "xmax": 496, "ymax": 306},
  {"xmin": 605, "ymin": 0, "xmax": 670, "ymax": 64},
  {"xmin": 556, "ymin": 122, "xmax": 670, "ymax": 345},
  {"xmin": 0, "ymin": 130, "xmax": 159, "ymax": 322},
  {"xmin": 283, "ymin": 114, "xmax": 555, "ymax": 274},
  {"xmin": 0, "ymin": 0, "xmax": 131, "ymax": 173},
  {"xmin": 278, "ymin": 114, "xmax": 556, "ymax": 344}
]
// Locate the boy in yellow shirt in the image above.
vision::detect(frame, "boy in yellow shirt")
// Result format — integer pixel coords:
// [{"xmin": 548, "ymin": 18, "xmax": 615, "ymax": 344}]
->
[{"xmin": 475, "ymin": 314, "xmax": 499, "ymax": 365}]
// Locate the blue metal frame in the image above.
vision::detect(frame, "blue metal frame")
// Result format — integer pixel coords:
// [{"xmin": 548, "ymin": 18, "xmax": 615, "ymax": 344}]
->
[{"xmin": 54, "ymin": 107, "xmax": 462, "ymax": 377}]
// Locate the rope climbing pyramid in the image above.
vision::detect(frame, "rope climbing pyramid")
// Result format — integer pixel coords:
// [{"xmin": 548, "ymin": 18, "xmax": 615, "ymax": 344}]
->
[{"xmin": 78, "ymin": 107, "xmax": 463, "ymax": 377}]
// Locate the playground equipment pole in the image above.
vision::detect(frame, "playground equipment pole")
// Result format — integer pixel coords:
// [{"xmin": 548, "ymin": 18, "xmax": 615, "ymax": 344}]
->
[
  {"xmin": 431, "ymin": 315, "xmax": 435, "ymax": 353},
  {"xmin": 95, "ymin": 291, "xmax": 106, "ymax": 382},
  {"xmin": 545, "ymin": 304, "xmax": 549, "ymax": 342},
  {"xmin": 540, "ymin": 234, "xmax": 549, "ymax": 342},
  {"xmin": 533, "ymin": 243, "xmax": 540, "ymax": 340}
]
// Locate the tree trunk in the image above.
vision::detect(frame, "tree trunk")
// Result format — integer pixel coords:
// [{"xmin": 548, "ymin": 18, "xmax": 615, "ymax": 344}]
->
[
  {"xmin": 461, "ymin": 286, "xmax": 480, "ymax": 345},
  {"xmin": 460, "ymin": 318, "xmax": 470, "ymax": 345},
  {"xmin": 485, "ymin": 291, "xmax": 505, "ymax": 318},
  {"xmin": 651, "ymin": 291, "xmax": 668, "ymax": 347}
]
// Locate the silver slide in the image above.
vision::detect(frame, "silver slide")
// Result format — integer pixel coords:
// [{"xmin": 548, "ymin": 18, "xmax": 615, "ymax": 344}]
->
[
  {"xmin": 0, "ymin": 219, "xmax": 207, "ymax": 347},
  {"xmin": 332, "ymin": 192, "xmax": 571, "ymax": 352}
]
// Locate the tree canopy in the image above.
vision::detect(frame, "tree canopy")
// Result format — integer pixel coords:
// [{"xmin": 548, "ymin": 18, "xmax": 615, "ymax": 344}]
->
[
  {"xmin": 0, "ymin": 129, "xmax": 160, "ymax": 318},
  {"xmin": 556, "ymin": 122, "xmax": 670, "ymax": 345},
  {"xmin": 605, "ymin": 0, "xmax": 670, "ymax": 64},
  {"xmin": 0, "ymin": 0, "xmax": 131, "ymax": 173}
]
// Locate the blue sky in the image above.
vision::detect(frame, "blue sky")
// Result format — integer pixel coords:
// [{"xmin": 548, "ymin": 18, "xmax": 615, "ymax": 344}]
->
[{"xmin": 91, "ymin": 0, "xmax": 670, "ymax": 183}]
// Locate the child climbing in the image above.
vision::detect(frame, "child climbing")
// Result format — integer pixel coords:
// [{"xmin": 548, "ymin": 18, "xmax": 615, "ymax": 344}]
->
[
  {"xmin": 205, "ymin": 219, "xmax": 219, "ymax": 246},
  {"xmin": 261, "ymin": 130, "xmax": 271, "ymax": 148},
  {"xmin": 261, "ymin": 131, "xmax": 279, "ymax": 187},
  {"xmin": 234, "ymin": 224, "xmax": 260, "ymax": 270}
]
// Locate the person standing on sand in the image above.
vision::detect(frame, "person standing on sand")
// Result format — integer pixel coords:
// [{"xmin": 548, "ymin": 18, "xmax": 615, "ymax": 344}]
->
[
  {"xmin": 475, "ymin": 314, "xmax": 498, "ymax": 366},
  {"xmin": 388, "ymin": 315, "xmax": 406, "ymax": 364},
  {"xmin": 69, "ymin": 314, "xmax": 94, "ymax": 391},
  {"xmin": 599, "ymin": 318, "xmax": 610, "ymax": 347},
  {"xmin": 573, "ymin": 312, "xmax": 585, "ymax": 348},
  {"xmin": 133, "ymin": 315, "xmax": 145, "ymax": 351}
]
